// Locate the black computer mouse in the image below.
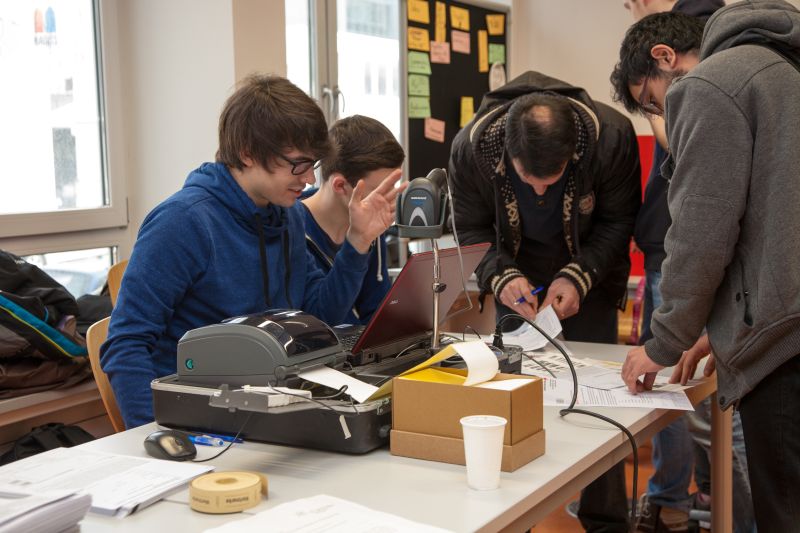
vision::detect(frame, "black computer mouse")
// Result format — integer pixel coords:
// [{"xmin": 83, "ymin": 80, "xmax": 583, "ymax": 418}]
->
[{"xmin": 143, "ymin": 429, "xmax": 197, "ymax": 461}]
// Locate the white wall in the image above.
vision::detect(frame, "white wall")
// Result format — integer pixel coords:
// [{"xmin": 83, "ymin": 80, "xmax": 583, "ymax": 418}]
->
[
  {"xmin": 509, "ymin": 0, "xmax": 800, "ymax": 135},
  {"xmin": 509, "ymin": 0, "xmax": 651, "ymax": 134},
  {"xmin": 110, "ymin": 0, "xmax": 287, "ymax": 255}
]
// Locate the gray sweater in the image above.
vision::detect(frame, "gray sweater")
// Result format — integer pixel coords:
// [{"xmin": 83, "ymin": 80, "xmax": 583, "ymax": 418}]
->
[{"xmin": 645, "ymin": 0, "xmax": 800, "ymax": 409}]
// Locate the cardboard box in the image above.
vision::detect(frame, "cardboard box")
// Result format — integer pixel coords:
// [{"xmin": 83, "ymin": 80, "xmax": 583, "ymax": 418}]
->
[
  {"xmin": 390, "ymin": 428, "xmax": 545, "ymax": 472},
  {"xmin": 390, "ymin": 368, "xmax": 544, "ymax": 470}
]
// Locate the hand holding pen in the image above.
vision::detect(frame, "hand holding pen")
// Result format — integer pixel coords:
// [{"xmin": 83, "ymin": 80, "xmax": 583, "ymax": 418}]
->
[
  {"xmin": 499, "ymin": 277, "xmax": 542, "ymax": 321},
  {"xmin": 514, "ymin": 286, "xmax": 544, "ymax": 305}
]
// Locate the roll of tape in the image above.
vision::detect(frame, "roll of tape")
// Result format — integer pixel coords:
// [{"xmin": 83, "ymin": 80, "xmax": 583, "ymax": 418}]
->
[{"xmin": 189, "ymin": 471, "xmax": 267, "ymax": 514}]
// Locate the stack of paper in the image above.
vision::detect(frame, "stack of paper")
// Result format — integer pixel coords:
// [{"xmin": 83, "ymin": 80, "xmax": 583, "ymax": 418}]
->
[
  {"xmin": 0, "ymin": 488, "xmax": 91, "ymax": 533},
  {"xmin": 0, "ymin": 447, "xmax": 213, "ymax": 517}
]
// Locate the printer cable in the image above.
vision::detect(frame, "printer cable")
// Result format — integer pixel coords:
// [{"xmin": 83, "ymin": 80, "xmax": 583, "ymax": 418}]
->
[
  {"xmin": 494, "ymin": 314, "xmax": 639, "ymax": 529},
  {"xmin": 192, "ymin": 411, "xmax": 254, "ymax": 463}
]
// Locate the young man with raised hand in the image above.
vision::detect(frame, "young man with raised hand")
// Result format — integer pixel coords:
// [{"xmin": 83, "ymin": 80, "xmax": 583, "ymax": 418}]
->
[{"xmin": 301, "ymin": 115, "xmax": 405, "ymax": 325}]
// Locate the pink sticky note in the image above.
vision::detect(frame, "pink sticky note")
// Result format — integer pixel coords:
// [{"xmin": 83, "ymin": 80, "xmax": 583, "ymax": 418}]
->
[
  {"xmin": 430, "ymin": 41, "xmax": 450, "ymax": 64},
  {"xmin": 451, "ymin": 30, "xmax": 470, "ymax": 54},
  {"xmin": 424, "ymin": 117, "xmax": 446, "ymax": 143}
]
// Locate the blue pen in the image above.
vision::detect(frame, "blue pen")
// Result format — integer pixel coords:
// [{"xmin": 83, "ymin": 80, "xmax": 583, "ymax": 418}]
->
[
  {"xmin": 514, "ymin": 286, "xmax": 544, "ymax": 305},
  {"xmin": 203, "ymin": 432, "xmax": 243, "ymax": 444},
  {"xmin": 189, "ymin": 435, "xmax": 225, "ymax": 447}
]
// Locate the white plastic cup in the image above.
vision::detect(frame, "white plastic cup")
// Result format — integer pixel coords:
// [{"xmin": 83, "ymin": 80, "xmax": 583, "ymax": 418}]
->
[{"xmin": 460, "ymin": 415, "xmax": 507, "ymax": 490}]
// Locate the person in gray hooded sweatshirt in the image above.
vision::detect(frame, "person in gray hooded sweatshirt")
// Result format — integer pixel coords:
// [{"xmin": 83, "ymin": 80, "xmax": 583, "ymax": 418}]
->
[{"xmin": 612, "ymin": 1, "xmax": 800, "ymax": 530}]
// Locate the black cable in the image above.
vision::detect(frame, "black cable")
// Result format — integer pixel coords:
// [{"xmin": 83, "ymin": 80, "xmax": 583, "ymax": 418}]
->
[
  {"xmin": 463, "ymin": 325, "xmax": 482, "ymax": 341},
  {"xmin": 495, "ymin": 314, "xmax": 639, "ymax": 529},
  {"xmin": 192, "ymin": 411, "xmax": 253, "ymax": 463},
  {"xmin": 247, "ymin": 382, "xmax": 364, "ymax": 418},
  {"xmin": 521, "ymin": 352, "xmax": 557, "ymax": 379}
]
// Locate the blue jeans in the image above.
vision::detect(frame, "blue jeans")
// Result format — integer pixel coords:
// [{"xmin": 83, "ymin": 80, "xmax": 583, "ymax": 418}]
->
[{"xmin": 642, "ymin": 270, "xmax": 756, "ymax": 532}]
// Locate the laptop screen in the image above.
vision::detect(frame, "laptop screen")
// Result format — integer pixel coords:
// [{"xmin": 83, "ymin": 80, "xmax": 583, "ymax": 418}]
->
[{"xmin": 351, "ymin": 242, "xmax": 490, "ymax": 354}]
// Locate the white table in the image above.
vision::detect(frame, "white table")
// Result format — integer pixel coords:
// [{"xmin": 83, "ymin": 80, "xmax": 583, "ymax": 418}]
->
[{"xmin": 77, "ymin": 342, "xmax": 731, "ymax": 532}]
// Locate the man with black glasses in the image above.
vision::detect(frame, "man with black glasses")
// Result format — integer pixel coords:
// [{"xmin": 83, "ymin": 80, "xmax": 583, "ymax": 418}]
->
[
  {"xmin": 102, "ymin": 75, "xmax": 404, "ymax": 429},
  {"xmin": 613, "ymin": 3, "xmax": 800, "ymax": 530}
]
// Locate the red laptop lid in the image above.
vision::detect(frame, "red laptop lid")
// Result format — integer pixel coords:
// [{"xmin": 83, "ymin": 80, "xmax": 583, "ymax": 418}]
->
[{"xmin": 351, "ymin": 242, "xmax": 490, "ymax": 353}]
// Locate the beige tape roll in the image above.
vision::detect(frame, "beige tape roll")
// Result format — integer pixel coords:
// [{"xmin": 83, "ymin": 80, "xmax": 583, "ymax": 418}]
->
[{"xmin": 189, "ymin": 471, "xmax": 268, "ymax": 514}]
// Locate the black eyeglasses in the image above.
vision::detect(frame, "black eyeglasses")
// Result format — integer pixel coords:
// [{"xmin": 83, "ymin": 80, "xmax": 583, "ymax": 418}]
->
[
  {"xmin": 277, "ymin": 153, "xmax": 322, "ymax": 175},
  {"xmin": 638, "ymin": 73, "xmax": 663, "ymax": 116}
]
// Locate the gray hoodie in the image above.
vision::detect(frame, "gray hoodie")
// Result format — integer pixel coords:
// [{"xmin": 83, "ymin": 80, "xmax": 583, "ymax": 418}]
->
[{"xmin": 645, "ymin": 0, "xmax": 800, "ymax": 409}]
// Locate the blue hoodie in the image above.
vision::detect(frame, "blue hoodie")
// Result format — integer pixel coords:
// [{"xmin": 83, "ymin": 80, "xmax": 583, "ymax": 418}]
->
[
  {"xmin": 300, "ymin": 188, "xmax": 390, "ymax": 325},
  {"xmin": 101, "ymin": 162, "xmax": 369, "ymax": 428}
]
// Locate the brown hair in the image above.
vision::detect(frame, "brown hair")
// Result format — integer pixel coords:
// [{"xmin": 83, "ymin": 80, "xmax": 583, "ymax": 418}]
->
[
  {"xmin": 320, "ymin": 115, "xmax": 405, "ymax": 187},
  {"xmin": 216, "ymin": 74, "xmax": 331, "ymax": 171}
]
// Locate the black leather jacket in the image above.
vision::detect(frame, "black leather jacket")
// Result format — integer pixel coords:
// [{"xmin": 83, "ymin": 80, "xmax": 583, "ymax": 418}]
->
[{"xmin": 449, "ymin": 71, "xmax": 641, "ymax": 308}]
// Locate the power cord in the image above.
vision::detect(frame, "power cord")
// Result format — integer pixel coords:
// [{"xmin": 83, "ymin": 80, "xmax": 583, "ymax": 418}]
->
[
  {"xmin": 192, "ymin": 411, "xmax": 253, "ymax": 463},
  {"xmin": 494, "ymin": 314, "xmax": 639, "ymax": 528}
]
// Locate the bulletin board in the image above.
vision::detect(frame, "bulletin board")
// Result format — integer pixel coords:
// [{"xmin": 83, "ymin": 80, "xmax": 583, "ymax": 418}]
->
[{"xmin": 405, "ymin": 0, "xmax": 509, "ymax": 180}]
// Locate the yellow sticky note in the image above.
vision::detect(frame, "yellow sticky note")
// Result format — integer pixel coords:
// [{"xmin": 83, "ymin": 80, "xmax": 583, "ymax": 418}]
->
[
  {"xmin": 478, "ymin": 30, "xmax": 488, "ymax": 73},
  {"xmin": 460, "ymin": 96, "xmax": 474, "ymax": 127},
  {"xmin": 407, "ymin": 27, "xmax": 430, "ymax": 52},
  {"xmin": 450, "ymin": 5, "xmax": 470, "ymax": 30},
  {"xmin": 486, "ymin": 14, "xmax": 505, "ymax": 35},
  {"xmin": 435, "ymin": 1, "xmax": 446, "ymax": 42},
  {"xmin": 408, "ymin": 0, "xmax": 430, "ymax": 24}
]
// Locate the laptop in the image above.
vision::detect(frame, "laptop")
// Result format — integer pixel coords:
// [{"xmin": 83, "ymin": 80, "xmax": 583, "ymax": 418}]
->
[{"xmin": 336, "ymin": 242, "xmax": 490, "ymax": 366}]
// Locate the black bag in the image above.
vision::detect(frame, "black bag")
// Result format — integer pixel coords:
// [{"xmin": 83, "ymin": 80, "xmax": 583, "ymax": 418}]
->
[
  {"xmin": 0, "ymin": 422, "xmax": 95, "ymax": 465},
  {"xmin": 0, "ymin": 250, "xmax": 92, "ymax": 399}
]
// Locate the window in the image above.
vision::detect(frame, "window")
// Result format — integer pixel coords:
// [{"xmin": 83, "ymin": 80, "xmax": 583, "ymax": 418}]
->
[
  {"xmin": 24, "ymin": 247, "xmax": 115, "ymax": 299},
  {"xmin": 284, "ymin": 0, "xmax": 401, "ymax": 140},
  {"xmin": 0, "ymin": 0, "xmax": 127, "ymax": 240},
  {"xmin": 0, "ymin": 0, "xmax": 128, "ymax": 297}
]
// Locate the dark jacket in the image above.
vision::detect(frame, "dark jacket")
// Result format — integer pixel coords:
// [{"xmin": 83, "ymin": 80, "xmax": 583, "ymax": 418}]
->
[
  {"xmin": 646, "ymin": 0, "xmax": 800, "ymax": 407},
  {"xmin": 634, "ymin": 0, "xmax": 724, "ymax": 271},
  {"xmin": 449, "ymin": 71, "xmax": 641, "ymax": 307}
]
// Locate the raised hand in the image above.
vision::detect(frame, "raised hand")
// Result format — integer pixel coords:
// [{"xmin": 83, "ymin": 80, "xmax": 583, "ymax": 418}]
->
[{"xmin": 346, "ymin": 169, "xmax": 407, "ymax": 254}]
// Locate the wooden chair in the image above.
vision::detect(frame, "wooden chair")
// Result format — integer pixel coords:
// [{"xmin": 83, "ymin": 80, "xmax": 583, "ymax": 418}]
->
[
  {"xmin": 107, "ymin": 259, "xmax": 128, "ymax": 307},
  {"xmin": 86, "ymin": 317, "xmax": 125, "ymax": 432}
]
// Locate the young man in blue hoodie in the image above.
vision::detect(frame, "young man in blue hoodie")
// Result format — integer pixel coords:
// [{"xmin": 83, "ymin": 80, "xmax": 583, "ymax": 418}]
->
[
  {"xmin": 101, "ymin": 75, "xmax": 405, "ymax": 429},
  {"xmin": 614, "ymin": 3, "xmax": 800, "ymax": 530},
  {"xmin": 301, "ymin": 115, "xmax": 405, "ymax": 325}
]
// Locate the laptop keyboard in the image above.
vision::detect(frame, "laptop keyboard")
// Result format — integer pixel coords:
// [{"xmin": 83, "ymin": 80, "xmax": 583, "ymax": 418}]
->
[{"xmin": 335, "ymin": 325, "xmax": 366, "ymax": 351}]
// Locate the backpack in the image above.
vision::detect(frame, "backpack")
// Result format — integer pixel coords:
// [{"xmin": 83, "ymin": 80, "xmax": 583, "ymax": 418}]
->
[
  {"xmin": 0, "ymin": 423, "xmax": 95, "ymax": 465},
  {"xmin": 0, "ymin": 250, "xmax": 92, "ymax": 398}
]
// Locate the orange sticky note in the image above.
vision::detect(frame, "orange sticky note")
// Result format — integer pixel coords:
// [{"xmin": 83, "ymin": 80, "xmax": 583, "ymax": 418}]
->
[
  {"xmin": 424, "ymin": 117, "xmax": 446, "ymax": 143},
  {"xmin": 460, "ymin": 96, "xmax": 474, "ymax": 128},
  {"xmin": 408, "ymin": 0, "xmax": 430, "ymax": 24},
  {"xmin": 451, "ymin": 30, "xmax": 470, "ymax": 54},
  {"xmin": 486, "ymin": 14, "xmax": 505, "ymax": 36},
  {"xmin": 430, "ymin": 41, "xmax": 450, "ymax": 64},
  {"xmin": 450, "ymin": 5, "xmax": 470, "ymax": 30},
  {"xmin": 478, "ymin": 30, "xmax": 488, "ymax": 73},
  {"xmin": 408, "ymin": 27, "xmax": 430, "ymax": 52},
  {"xmin": 435, "ymin": 1, "xmax": 446, "ymax": 42}
]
